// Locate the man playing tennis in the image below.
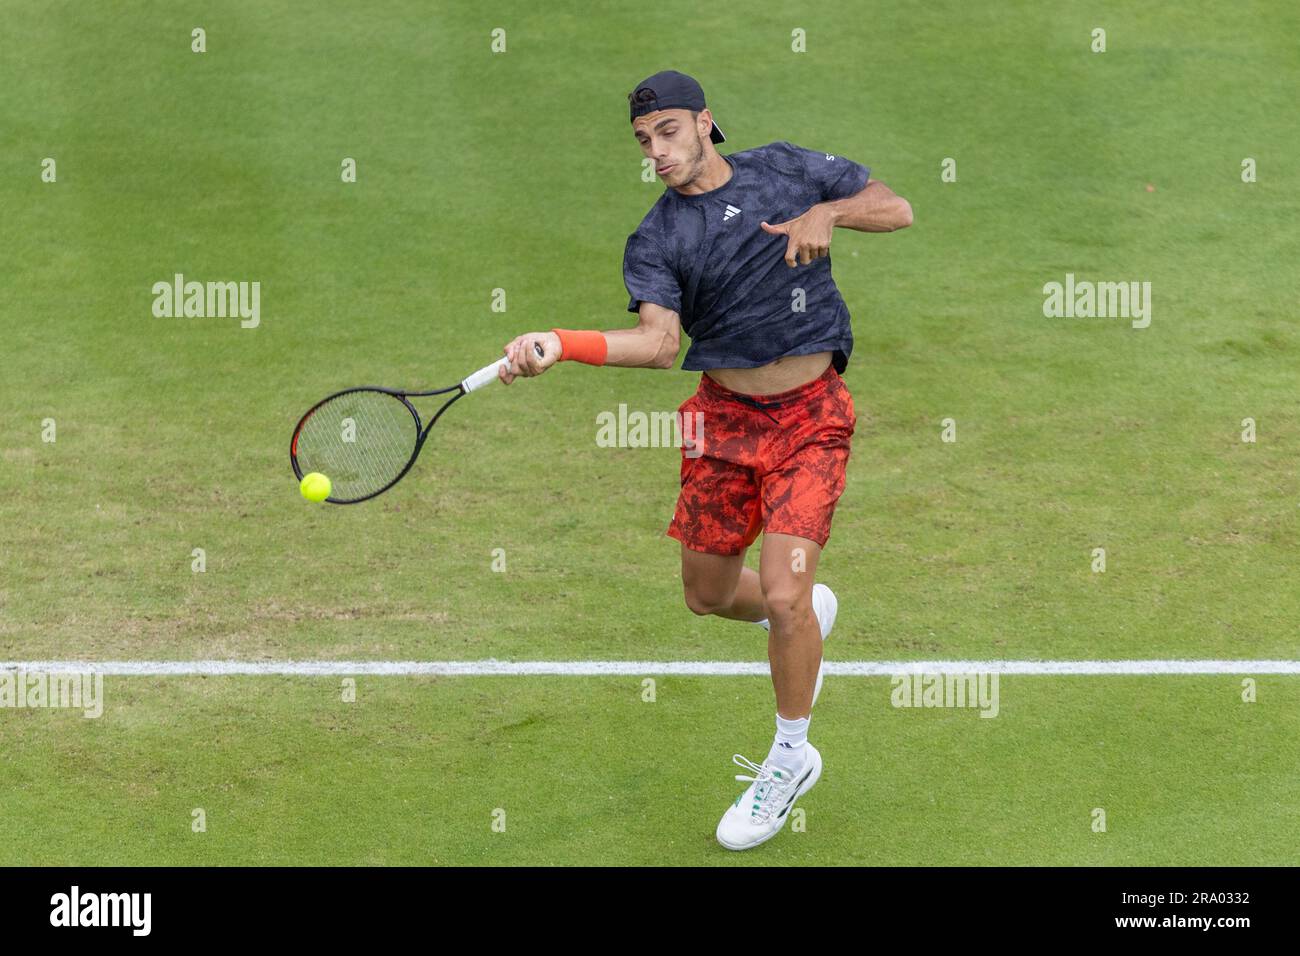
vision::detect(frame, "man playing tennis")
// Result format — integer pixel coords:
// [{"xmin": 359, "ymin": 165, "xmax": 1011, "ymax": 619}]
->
[{"xmin": 498, "ymin": 70, "xmax": 912, "ymax": 850}]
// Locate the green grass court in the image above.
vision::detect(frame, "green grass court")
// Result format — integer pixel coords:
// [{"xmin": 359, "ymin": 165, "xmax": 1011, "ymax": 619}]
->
[{"xmin": 1, "ymin": 0, "xmax": 1298, "ymax": 865}]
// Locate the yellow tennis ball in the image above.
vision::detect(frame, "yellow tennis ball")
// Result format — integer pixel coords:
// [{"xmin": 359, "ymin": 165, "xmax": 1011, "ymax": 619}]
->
[{"xmin": 300, "ymin": 472, "xmax": 331, "ymax": 503}]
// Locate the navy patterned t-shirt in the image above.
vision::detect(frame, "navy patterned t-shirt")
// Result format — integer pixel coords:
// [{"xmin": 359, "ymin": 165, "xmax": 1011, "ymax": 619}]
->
[{"xmin": 623, "ymin": 141, "xmax": 870, "ymax": 372}]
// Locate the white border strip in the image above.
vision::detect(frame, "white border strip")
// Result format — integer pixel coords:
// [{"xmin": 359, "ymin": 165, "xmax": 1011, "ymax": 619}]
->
[{"xmin": 1, "ymin": 660, "xmax": 1298, "ymax": 676}]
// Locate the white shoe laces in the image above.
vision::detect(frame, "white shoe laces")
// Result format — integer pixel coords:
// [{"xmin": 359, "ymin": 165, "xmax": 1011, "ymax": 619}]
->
[{"xmin": 732, "ymin": 754, "xmax": 794, "ymax": 823}]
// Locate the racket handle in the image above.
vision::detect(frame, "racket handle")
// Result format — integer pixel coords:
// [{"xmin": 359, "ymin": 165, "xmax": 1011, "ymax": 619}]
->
[
  {"xmin": 461, "ymin": 343, "xmax": 547, "ymax": 394},
  {"xmin": 461, "ymin": 358, "xmax": 511, "ymax": 393}
]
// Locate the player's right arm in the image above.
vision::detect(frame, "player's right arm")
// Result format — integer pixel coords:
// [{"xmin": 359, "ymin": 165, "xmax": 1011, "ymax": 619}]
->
[
  {"xmin": 603, "ymin": 302, "xmax": 681, "ymax": 369},
  {"xmin": 498, "ymin": 302, "xmax": 681, "ymax": 383}
]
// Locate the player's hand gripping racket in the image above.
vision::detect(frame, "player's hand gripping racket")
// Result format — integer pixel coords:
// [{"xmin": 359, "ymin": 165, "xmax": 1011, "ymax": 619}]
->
[{"xmin": 290, "ymin": 345, "xmax": 543, "ymax": 504}]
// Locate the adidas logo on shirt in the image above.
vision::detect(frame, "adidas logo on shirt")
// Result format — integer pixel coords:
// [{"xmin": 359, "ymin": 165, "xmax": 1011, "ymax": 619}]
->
[{"xmin": 723, "ymin": 203, "xmax": 742, "ymax": 222}]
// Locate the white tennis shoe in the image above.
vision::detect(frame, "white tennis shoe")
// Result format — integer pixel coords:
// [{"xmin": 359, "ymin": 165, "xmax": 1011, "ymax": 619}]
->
[{"xmin": 715, "ymin": 744, "xmax": 823, "ymax": 851}]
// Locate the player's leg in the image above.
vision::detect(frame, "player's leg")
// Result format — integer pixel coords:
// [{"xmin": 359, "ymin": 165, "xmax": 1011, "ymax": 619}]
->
[
  {"xmin": 668, "ymin": 410, "xmax": 769, "ymax": 621},
  {"xmin": 713, "ymin": 535, "xmax": 825, "ymax": 854},
  {"xmin": 715, "ymin": 371, "xmax": 854, "ymax": 850},
  {"xmin": 758, "ymin": 532, "xmax": 823, "ymax": 719},
  {"xmin": 680, "ymin": 546, "xmax": 767, "ymax": 621}
]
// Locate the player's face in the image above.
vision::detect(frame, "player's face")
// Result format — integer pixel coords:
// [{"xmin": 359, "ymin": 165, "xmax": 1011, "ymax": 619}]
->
[{"xmin": 632, "ymin": 109, "xmax": 708, "ymax": 189}]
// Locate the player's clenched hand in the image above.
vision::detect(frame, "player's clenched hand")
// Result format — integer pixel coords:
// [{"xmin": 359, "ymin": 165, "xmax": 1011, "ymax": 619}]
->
[
  {"xmin": 499, "ymin": 331, "xmax": 561, "ymax": 384},
  {"xmin": 760, "ymin": 204, "xmax": 836, "ymax": 267}
]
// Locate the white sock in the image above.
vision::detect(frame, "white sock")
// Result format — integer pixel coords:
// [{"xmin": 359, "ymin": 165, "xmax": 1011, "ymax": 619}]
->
[
  {"xmin": 756, "ymin": 618, "xmax": 770, "ymax": 630},
  {"xmin": 766, "ymin": 713, "xmax": 809, "ymax": 775}
]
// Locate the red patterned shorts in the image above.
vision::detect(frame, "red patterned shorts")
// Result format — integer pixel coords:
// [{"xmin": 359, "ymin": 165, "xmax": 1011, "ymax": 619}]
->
[{"xmin": 667, "ymin": 363, "xmax": 857, "ymax": 556}]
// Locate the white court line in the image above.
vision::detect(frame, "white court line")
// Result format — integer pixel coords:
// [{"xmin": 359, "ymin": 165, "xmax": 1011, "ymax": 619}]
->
[{"xmin": 1, "ymin": 660, "xmax": 1299, "ymax": 676}]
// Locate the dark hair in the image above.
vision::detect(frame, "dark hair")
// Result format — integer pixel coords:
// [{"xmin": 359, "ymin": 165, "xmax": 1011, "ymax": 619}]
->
[{"xmin": 628, "ymin": 87, "xmax": 658, "ymax": 110}]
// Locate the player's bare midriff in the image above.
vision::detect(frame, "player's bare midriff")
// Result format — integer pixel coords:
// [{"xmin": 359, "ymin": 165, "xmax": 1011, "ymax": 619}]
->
[{"xmin": 703, "ymin": 351, "xmax": 832, "ymax": 396}]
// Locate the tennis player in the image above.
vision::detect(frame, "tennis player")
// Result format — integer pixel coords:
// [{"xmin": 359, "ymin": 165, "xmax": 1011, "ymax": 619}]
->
[{"xmin": 499, "ymin": 70, "xmax": 912, "ymax": 850}]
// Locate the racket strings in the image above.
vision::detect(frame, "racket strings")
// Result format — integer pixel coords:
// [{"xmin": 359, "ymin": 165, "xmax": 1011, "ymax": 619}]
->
[
  {"xmin": 294, "ymin": 391, "xmax": 420, "ymax": 501},
  {"xmin": 347, "ymin": 400, "xmax": 403, "ymax": 488}
]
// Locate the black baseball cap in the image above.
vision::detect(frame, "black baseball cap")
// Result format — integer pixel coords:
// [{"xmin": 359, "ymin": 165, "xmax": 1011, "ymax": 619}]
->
[{"xmin": 628, "ymin": 70, "xmax": 726, "ymax": 144}]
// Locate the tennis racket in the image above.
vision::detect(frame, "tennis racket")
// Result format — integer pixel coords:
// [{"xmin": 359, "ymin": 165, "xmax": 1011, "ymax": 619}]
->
[{"xmin": 290, "ymin": 344, "xmax": 543, "ymax": 504}]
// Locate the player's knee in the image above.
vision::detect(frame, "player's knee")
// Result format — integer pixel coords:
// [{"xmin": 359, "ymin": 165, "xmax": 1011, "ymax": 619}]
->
[
  {"xmin": 683, "ymin": 585, "xmax": 731, "ymax": 617},
  {"xmin": 761, "ymin": 582, "xmax": 812, "ymax": 630}
]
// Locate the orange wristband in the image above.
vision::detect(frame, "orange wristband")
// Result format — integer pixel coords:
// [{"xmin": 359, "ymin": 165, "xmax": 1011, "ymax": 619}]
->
[{"xmin": 551, "ymin": 328, "xmax": 608, "ymax": 366}]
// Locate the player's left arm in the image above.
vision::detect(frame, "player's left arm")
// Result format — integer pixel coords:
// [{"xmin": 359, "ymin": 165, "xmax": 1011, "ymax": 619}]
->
[{"xmin": 761, "ymin": 180, "xmax": 913, "ymax": 266}]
